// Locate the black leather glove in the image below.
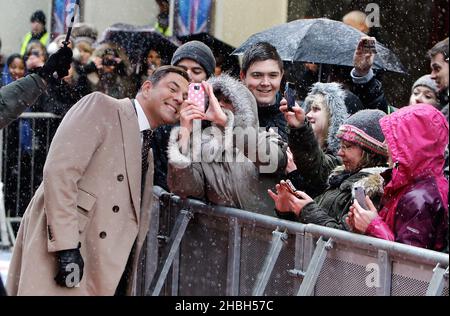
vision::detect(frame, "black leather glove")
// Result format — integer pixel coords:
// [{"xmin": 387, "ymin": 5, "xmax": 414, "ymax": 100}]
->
[
  {"xmin": 38, "ymin": 46, "xmax": 73, "ymax": 81},
  {"xmin": 54, "ymin": 243, "xmax": 84, "ymax": 288}
]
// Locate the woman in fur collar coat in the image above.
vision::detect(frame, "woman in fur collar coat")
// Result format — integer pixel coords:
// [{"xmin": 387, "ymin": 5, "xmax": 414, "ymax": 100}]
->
[
  {"xmin": 270, "ymin": 109, "xmax": 388, "ymax": 230},
  {"xmin": 167, "ymin": 74, "xmax": 287, "ymax": 214}
]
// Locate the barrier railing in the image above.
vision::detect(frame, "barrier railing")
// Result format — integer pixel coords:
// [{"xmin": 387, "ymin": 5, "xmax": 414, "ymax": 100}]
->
[
  {"xmin": 0, "ymin": 112, "xmax": 61, "ymax": 248},
  {"xmin": 136, "ymin": 186, "xmax": 449, "ymax": 296}
]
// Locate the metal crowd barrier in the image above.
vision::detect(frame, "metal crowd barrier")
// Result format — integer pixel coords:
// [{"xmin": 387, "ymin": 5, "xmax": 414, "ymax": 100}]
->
[
  {"xmin": 0, "ymin": 112, "xmax": 61, "ymax": 248},
  {"xmin": 136, "ymin": 186, "xmax": 449, "ymax": 296}
]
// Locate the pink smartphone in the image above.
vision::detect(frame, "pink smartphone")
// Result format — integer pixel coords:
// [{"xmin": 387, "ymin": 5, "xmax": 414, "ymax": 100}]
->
[{"xmin": 188, "ymin": 83, "xmax": 206, "ymax": 112}]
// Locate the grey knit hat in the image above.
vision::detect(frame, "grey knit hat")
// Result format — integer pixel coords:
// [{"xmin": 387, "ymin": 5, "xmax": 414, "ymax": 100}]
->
[
  {"xmin": 412, "ymin": 75, "xmax": 439, "ymax": 95},
  {"xmin": 171, "ymin": 40, "xmax": 216, "ymax": 78},
  {"xmin": 337, "ymin": 109, "xmax": 388, "ymax": 156}
]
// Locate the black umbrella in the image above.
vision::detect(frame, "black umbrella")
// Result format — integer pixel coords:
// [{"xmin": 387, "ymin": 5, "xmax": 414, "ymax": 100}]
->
[
  {"xmin": 233, "ymin": 18, "xmax": 407, "ymax": 74},
  {"xmin": 178, "ymin": 32, "xmax": 240, "ymax": 77},
  {"xmin": 98, "ymin": 23, "xmax": 179, "ymax": 65}
]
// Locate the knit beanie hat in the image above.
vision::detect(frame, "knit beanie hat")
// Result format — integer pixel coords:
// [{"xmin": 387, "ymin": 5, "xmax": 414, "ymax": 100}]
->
[
  {"xmin": 171, "ymin": 40, "xmax": 216, "ymax": 78},
  {"xmin": 31, "ymin": 10, "xmax": 46, "ymax": 25},
  {"xmin": 336, "ymin": 109, "xmax": 388, "ymax": 156},
  {"xmin": 411, "ymin": 75, "xmax": 439, "ymax": 95}
]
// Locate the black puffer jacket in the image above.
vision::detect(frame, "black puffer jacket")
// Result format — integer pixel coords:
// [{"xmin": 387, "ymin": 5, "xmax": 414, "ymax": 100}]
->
[
  {"xmin": 257, "ymin": 93, "xmax": 288, "ymax": 142},
  {"xmin": 350, "ymin": 73, "xmax": 389, "ymax": 113}
]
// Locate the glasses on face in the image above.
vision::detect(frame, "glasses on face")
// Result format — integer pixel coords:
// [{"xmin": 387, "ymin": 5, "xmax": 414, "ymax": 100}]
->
[{"xmin": 340, "ymin": 142, "xmax": 355, "ymax": 151}]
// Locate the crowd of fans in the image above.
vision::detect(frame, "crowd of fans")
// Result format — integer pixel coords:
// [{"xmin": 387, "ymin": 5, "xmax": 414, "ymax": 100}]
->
[{"xmin": 0, "ymin": 7, "xmax": 448, "ymax": 295}]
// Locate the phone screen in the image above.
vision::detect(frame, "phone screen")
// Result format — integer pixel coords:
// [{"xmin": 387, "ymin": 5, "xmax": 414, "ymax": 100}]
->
[
  {"xmin": 362, "ymin": 39, "xmax": 377, "ymax": 54},
  {"xmin": 285, "ymin": 82, "xmax": 296, "ymax": 111}
]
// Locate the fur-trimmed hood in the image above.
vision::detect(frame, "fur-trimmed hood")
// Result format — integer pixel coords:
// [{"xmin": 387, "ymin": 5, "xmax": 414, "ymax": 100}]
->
[
  {"xmin": 207, "ymin": 74, "xmax": 259, "ymax": 130},
  {"xmin": 168, "ymin": 75, "xmax": 260, "ymax": 169},
  {"xmin": 303, "ymin": 82, "xmax": 349, "ymax": 154},
  {"xmin": 328, "ymin": 165, "xmax": 387, "ymax": 199}
]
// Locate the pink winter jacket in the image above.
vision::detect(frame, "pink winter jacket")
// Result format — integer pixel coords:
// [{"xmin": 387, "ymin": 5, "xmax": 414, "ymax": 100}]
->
[{"xmin": 366, "ymin": 104, "xmax": 449, "ymax": 251}]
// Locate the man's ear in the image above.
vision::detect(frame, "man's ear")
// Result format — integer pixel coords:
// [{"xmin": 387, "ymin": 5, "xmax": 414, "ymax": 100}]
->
[
  {"xmin": 141, "ymin": 80, "xmax": 154, "ymax": 98},
  {"xmin": 239, "ymin": 70, "xmax": 246, "ymax": 82}
]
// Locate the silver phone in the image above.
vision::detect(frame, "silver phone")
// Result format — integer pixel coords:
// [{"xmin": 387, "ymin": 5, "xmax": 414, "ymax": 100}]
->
[{"xmin": 352, "ymin": 186, "xmax": 368, "ymax": 209}]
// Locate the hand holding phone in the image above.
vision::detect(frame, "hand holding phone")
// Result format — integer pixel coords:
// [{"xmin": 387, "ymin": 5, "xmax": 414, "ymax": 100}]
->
[
  {"xmin": 285, "ymin": 82, "xmax": 297, "ymax": 112},
  {"xmin": 352, "ymin": 186, "xmax": 368, "ymax": 209},
  {"xmin": 281, "ymin": 179, "xmax": 303, "ymax": 199},
  {"xmin": 188, "ymin": 83, "xmax": 206, "ymax": 113}
]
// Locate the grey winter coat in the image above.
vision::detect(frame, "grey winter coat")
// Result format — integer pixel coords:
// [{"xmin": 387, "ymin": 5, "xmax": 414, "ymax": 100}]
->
[
  {"xmin": 167, "ymin": 75, "xmax": 287, "ymax": 215},
  {"xmin": 0, "ymin": 74, "xmax": 46, "ymax": 129}
]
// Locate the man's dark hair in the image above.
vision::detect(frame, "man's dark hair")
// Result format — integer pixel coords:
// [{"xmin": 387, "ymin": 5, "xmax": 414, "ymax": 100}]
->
[
  {"xmin": 30, "ymin": 10, "xmax": 46, "ymax": 25},
  {"xmin": 148, "ymin": 65, "xmax": 190, "ymax": 85},
  {"xmin": 427, "ymin": 37, "xmax": 449, "ymax": 62},
  {"xmin": 241, "ymin": 42, "xmax": 284, "ymax": 75}
]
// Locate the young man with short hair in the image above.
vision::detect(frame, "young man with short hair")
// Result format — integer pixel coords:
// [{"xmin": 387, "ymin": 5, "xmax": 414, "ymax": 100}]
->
[
  {"xmin": 240, "ymin": 42, "xmax": 288, "ymax": 141},
  {"xmin": 428, "ymin": 37, "xmax": 449, "ymax": 120}
]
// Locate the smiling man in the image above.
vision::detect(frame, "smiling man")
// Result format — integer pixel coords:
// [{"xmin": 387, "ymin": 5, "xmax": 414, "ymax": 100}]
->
[
  {"xmin": 7, "ymin": 66, "xmax": 189, "ymax": 296},
  {"xmin": 240, "ymin": 42, "xmax": 288, "ymax": 142},
  {"xmin": 428, "ymin": 37, "xmax": 449, "ymax": 120}
]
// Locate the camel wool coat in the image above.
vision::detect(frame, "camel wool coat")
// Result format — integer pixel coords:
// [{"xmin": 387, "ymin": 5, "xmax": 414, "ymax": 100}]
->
[{"xmin": 7, "ymin": 92, "xmax": 154, "ymax": 295}]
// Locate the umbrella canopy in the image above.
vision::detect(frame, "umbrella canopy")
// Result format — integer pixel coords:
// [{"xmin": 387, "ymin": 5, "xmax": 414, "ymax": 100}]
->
[
  {"xmin": 98, "ymin": 23, "xmax": 179, "ymax": 65},
  {"xmin": 233, "ymin": 18, "xmax": 407, "ymax": 74},
  {"xmin": 177, "ymin": 32, "xmax": 240, "ymax": 76}
]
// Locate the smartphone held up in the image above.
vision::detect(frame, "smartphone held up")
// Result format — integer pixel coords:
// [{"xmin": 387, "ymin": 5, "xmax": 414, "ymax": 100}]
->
[
  {"xmin": 285, "ymin": 82, "xmax": 297, "ymax": 112},
  {"xmin": 352, "ymin": 186, "xmax": 368, "ymax": 209},
  {"xmin": 362, "ymin": 38, "xmax": 377, "ymax": 55},
  {"xmin": 188, "ymin": 83, "xmax": 206, "ymax": 113}
]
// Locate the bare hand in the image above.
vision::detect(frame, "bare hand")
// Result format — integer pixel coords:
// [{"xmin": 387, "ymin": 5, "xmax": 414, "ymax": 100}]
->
[
  {"xmin": 288, "ymin": 189, "xmax": 313, "ymax": 216},
  {"xmin": 93, "ymin": 56, "xmax": 103, "ymax": 70},
  {"xmin": 179, "ymin": 100, "xmax": 206, "ymax": 134},
  {"xmin": 202, "ymin": 81, "xmax": 228, "ymax": 127},
  {"xmin": 351, "ymin": 196, "xmax": 378, "ymax": 233},
  {"xmin": 268, "ymin": 183, "xmax": 292, "ymax": 213},
  {"xmin": 285, "ymin": 147, "xmax": 298, "ymax": 173},
  {"xmin": 279, "ymin": 98, "xmax": 305, "ymax": 128},
  {"xmin": 268, "ymin": 180, "xmax": 313, "ymax": 216},
  {"xmin": 345, "ymin": 209, "xmax": 363, "ymax": 234},
  {"xmin": 353, "ymin": 36, "xmax": 376, "ymax": 76}
]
